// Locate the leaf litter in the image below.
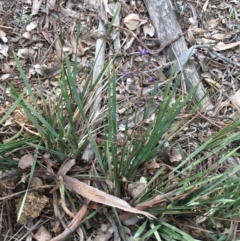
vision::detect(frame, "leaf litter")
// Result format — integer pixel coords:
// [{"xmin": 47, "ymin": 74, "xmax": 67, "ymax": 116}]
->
[{"xmin": 0, "ymin": 0, "xmax": 240, "ymax": 240}]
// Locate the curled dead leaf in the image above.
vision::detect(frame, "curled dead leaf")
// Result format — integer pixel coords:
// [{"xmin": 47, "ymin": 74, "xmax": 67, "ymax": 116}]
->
[
  {"xmin": 58, "ymin": 159, "xmax": 75, "ymax": 176},
  {"xmin": 230, "ymin": 90, "xmax": 240, "ymax": 110},
  {"xmin": 34, "ymin": 226, "xmax": 52, "ymax": 241},
  {"xmin": 169, "ymin": 148, "xmax": 182, "ymax": 163},
  {"xmin": 63, "ymin": 175, "xmax": 155, "ymax": 219},
  {"xmin": 123, "ymin": 13, "xmax": 140, "ymax": 31},
  {"xmin": 213, "ymin": 41, "xmax": 240, "ymax": 51},
  {"xmin": 186, "ymin": 28, "xmax": 195, "ymax": 45},
  {"xmin": 22, "ymin": 32, "xmax": 31, "ymax": 40},
  {"xmin": 208, "ymin": 18, "xmax": 221, "ymax": 28},
  {"xmin": 128, "ymin": 182, "xmax": 146, "ymax": 198},
  {"xmin": 211, "ymin": 33, "xmax": 232, "ymax": 40},
  {"xmin": 142, "ymin": 23, "xmax": 155, "ymax": 37},
  {"xmin": 0, "ymin": 63, "xmax": 10, "ymax": 73},
  {"xmin": 26, "ymin": 22, "xmax": 37, "ymax": 32},
  {"xmin": 17, "ymin": 48, "xmax": 35, "ymax": 60},
  {"xmin": 18, "ymin": 154, "xmax": 34, "ymax": 170}
]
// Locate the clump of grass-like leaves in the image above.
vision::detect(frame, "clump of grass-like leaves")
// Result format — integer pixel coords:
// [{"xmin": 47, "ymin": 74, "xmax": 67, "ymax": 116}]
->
[
  {"xmin": 1, "ymin": 37, "xmax": 240, "ymax": 241},
  {"xmin": 104, "ymin": 66, "xmax": 240, "ymax": 241}
]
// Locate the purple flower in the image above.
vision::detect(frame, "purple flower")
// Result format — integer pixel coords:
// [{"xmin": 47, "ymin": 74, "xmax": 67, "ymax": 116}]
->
[
  {"xmin": 139, "ymin": 49, "xmax": 149, "ymax": 55},
  {"xmin": 123, "ymin": 72, "xmax": 132, "ymax": 79},
  {"xmin": 151, "ymin": 76, "xmax": 157, "ymax": 82}
]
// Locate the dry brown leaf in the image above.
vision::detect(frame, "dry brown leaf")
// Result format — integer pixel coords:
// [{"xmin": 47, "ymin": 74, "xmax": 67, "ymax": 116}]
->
[
  {"xmin": 204, "ymin": 78, "xmax": 222, "ymax": 89},
  {"xmin": 34, "ymin": 225, "xmax": 52, "ymax": 241},
  {"xmin": 0, "ymin": 73, "xmax": 10, "ymax": 81},
  {"xmin": 70, "ymin": 35, "xmax": 85, "ymax": 57},
  {"xmin": 17, "ymin": 48, "xmax": 35, "ymax": 60},
  {"xmin": 0, "ymin": 43, "xmax": 9, "ymax": 57},
  {"xmin": 102, "ymin": 0, "xmax": 113, "ymax": 16},
  {"xmin": 22, "ymin": 32, "xmax": 31, "ymax": 40},
  {"xmin": 41, "ymin": 30, "xmax": 51, "ymax": 44},
  {"xmin": 202, "ymin": 0, "xmax": 209, "ymax": 12},
  {"xmin": 0, "ymin": 63, "xmax": 10, "ymax": 73},
  {"xmin": 186, "ymin": 28, "xmax": 195, "ymax": 45},
  {"xmin": 43, "ymin": 156, "xmax": 58, "ymax": 174},
  {"xmin": 34, "ymin": 63, "xmax": 61, "ymax": 77},
  {"xmin": 146, "ymin": 160, "xmax": 161, "ymax": 170},
  {"xmin": 142, "ymin": 23, "xmax": 155, "ymax": 37},
  {"xmin": 169, "ymin": 148, "xmax": 182, "ymax": 163},
  {"xmin": 200, "ymin": 38, "xmax": 216, "ymax": 44},
  {"xmin": 230, "ymin": 90, "xmax": 240, "ymax": 110},
  {"xmin": 18, "ymin": 154, "xmax": 34, "ymax": 169},
  {"xmin": 123, "ymin": 13, "xmax": 140, "ymax": 31},
  {"xmin": 188, "ymin": 17, "xmax": 198, "ymax": 26},
  {"xmin": 26, "ymin": 22, "xmax": 37, "ymax": 32},
  {"xmin": 58, "ymin": 159, "xmax": 75, "ymax": 176},
  {"xmin": 3, "ymin": 117, "xmax": 12, "ymax": 126},
  {"xmin": 208, "ymin": 18, "xmax": 221, "ymax": 28},
  {"xmin": 198, "ymin": 55, "xmax": 210, "ymax": 72},
  {"xmin": 52, "ymin": 18, "xmax": 62, "ymax": 60},
  {"xmin": 195, "ymin": 215, "xmax": 208, "ymax": 225},
  {"xmin": 211, "ymin": 33, "xmax": 232, "ymax": 40},
  {"xmin": 0, "ymin": 25, "xmax": 13, "ymax": 32},
  {"xmin": 128, "ymin": 182, "xmax": 146, "ymax": 198},
  {"xmin": 63, "ymin": 175, "xmax": 155, "ymax": 219},
  {"xmin": 213, "ymin": 41, "xmax": 240, "ymax": 51},
  {"xmin": 137, "ymin": 190, "xmax": 176, "ymax": 208},
  {"xmin": 0, "ymin": 29, "xmax": 6, "ymax": 40},
  {"xmin": 31, "ymin": 0, "xmax": 43, "ymax": 16}
]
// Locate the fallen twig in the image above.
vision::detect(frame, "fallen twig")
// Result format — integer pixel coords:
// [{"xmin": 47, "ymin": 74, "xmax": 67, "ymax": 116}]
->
[
  {"xmin": 182, "ymin": 45, "xmax": 240, "ymax": 69},
  {"xmin": 97, "ymin": 13, "xmax": 183, "ymax": 55}
]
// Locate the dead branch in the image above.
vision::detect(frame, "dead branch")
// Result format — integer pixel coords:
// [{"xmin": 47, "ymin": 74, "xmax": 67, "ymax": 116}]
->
[
  {"xmin": 81, "ymin": 6, "xmax": 107, "ymax": 162},
  {"xmin": 144, "ymin": 0, "xmax": 213, "ymax": 112}
]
